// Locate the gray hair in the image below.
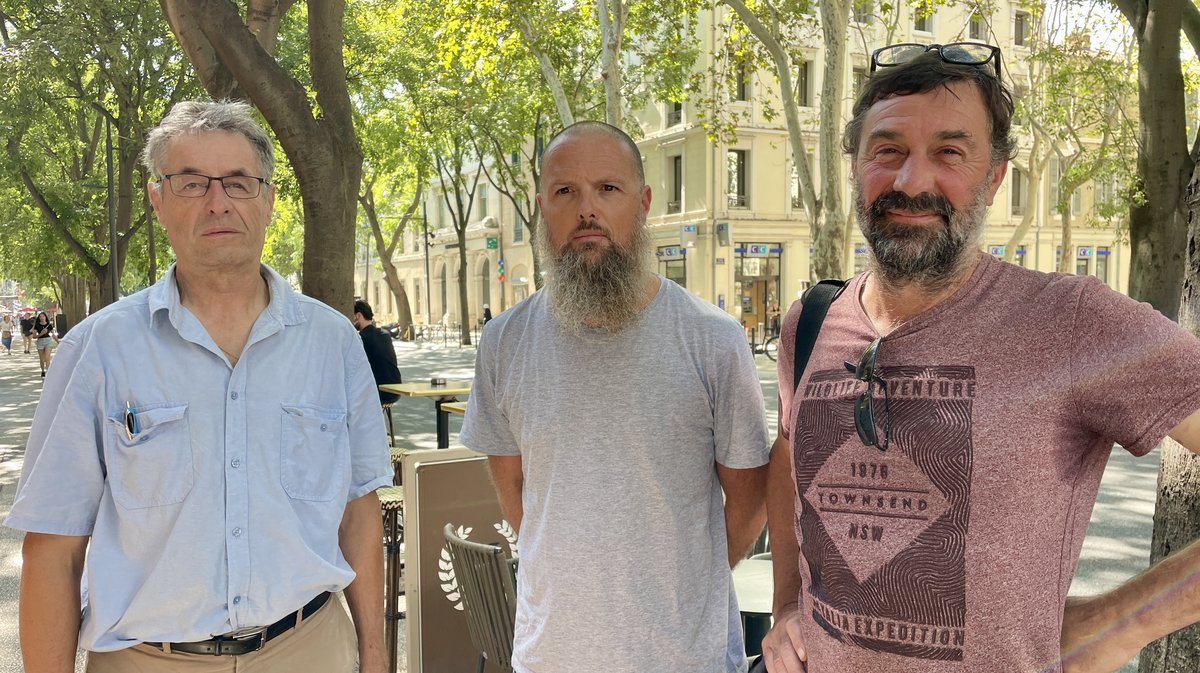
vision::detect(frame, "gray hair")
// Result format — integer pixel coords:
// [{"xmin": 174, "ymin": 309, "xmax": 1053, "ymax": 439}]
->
[{"xmin": 142, "ymin": 100, "xmax": 276, "ymax": 181}]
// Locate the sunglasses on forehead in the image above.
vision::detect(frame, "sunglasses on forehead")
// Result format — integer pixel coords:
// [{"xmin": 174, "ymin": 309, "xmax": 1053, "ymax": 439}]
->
[{"xmin": 870, "ymin": 42, "xmax": 1003, "ymax": 78}]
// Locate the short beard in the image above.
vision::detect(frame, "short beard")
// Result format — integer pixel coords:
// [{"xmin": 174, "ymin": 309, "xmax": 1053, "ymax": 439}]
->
[
  {"xmin": 856, "ymin": 181, "xmax": 990, "ymax": 292},
  {"xmin": 537, "ymin": 217, "xmax": 651, "ymax": 333}
]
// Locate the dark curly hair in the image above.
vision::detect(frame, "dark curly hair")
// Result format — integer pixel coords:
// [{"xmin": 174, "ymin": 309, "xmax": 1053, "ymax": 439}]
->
[{"xmin": 843, "ymin": 51, "xmax": 1017, "ymax": 166}]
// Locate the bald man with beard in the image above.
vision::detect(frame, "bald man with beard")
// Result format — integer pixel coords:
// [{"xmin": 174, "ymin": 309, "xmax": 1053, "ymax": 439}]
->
[{"xmin": 460, "ymin": 120, "xmax": 772, "ymax": 673}]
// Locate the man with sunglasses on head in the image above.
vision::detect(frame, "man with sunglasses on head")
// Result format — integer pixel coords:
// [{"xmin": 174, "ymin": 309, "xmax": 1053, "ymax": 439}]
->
[
  {"xmin": 764, "ymin": 43, "xmax": 1200, "ymax": 673},
  {"xmin": 7, "ymin": 101, "xmax": 392, "ymax": 673}
]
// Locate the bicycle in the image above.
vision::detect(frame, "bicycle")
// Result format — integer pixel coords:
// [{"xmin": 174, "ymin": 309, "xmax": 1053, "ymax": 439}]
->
[{"xmin": 762, "ymin": 335, "xmax": 779, "ymax": 361}]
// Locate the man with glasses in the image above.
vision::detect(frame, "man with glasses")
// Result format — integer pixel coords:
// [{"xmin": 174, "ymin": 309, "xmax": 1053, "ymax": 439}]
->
[
  {"xmin": 763, "ymin": 44, "xmax": 1200, "ymax": 673},
  {"xmin": 7, "ymin": 101, "xmax": 392, "ymax": 673}
]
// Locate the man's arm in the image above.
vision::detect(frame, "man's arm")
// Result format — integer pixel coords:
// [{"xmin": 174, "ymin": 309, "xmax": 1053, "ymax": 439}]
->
[
  {"xmin": 760, "ymin": 434, "xmax": 809, "ymax": 673},
  {"xmin": 339, "ymin": 492, "xmax": 387, "ymax": 673},
  {"xmin": 20, "ymin": 532, "xmax": 88, "ymax": 673},
  {"xmin": 1061, "ymin": 409, "xmax": 1200, "ymax": 673},
  {"xmin": 486, "ymin": 455, "xmax": 524, "ymax": 534},
  {"xmin": 716, "ymin": 462, "xmax": 767, "ymax": 567}
]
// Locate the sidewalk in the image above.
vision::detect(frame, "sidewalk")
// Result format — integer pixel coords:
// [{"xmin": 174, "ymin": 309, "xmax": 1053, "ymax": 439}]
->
[{"xmin": 0, "ymin": 341, "xmax": 1153, "ymax": 672}]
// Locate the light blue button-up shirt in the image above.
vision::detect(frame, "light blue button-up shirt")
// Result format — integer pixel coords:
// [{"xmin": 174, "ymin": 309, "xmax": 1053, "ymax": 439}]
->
[{"xmin": 6, "ymin": 264, "xmax": 393, "ymax": 651}]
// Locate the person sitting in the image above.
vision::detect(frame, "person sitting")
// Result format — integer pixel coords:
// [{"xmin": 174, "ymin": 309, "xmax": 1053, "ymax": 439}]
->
[{"xmin": 353, "ymin": 299, "xmax": 402, "ymax": 405}]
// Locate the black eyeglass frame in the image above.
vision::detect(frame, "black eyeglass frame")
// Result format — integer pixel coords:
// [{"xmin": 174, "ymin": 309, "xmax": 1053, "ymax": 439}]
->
[
  {"xmin": 159, "ymin": 173, "xmax": 272, "ymax": 200},
  {"xmin": 843, "ymin": 337, "xmax": 891, "ymax": 452},
  {"xmin": 870, "ymin": 41, "xmax": 1003, "ymax": 78}
]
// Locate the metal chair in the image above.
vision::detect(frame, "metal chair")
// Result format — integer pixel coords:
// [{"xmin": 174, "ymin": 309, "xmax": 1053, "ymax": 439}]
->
[
  {"xmin": 381, "ymin": 402, "xmax": 396, "ymax": 447},
  {"xmin": 443, "ymin": 523, "xmax": 517, "ymax": 673},
  {"xmin": 378, "ymin": 486, "xmax": 405, "ymax": 673}
]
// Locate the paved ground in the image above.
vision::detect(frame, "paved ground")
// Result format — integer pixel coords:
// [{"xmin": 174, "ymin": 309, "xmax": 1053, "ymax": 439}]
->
[{"xmin": 0, "ymin": 337, "xmax": 1154, "ymax": 671}]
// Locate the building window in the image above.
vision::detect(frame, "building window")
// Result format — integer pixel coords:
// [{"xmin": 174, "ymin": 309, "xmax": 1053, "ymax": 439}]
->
[
  {"xmin": 1015, "ymin": 11, "xmax": 1030, "ymax": 46},
  {"xmin": 734, "ymin": 62, "xmax": 750, "ymax": 101},
  {"xmin": 669, "ymin": 155, "xmax": 683, "ymax": 214},
  {"xmin": 1096, "ymin": 247, "xmax": 1110, "ymax": 284},
  {"xmin": 478, "ymin": 184, "xmax": 489, "ymax": 219},
  {"xmin": 1016, "ymin": 244, "xmax": 1027, "ymax": 267},
  {"xmin": 1049, "ymin": 157, "xmax": 1062, "ymax": 214},
  {"xmin": 414, "ymin": 280, "xmax": 422, "ymax": 317},
  {"xmin": 1076, "ymin": 251, "xmax": 1089, "ymax": 276},
  {"xmin": 797, "ymin": 61, "xmax": 813, "ymax": 107},
  {"xmin": 914, "ymin": 10, "xmax": 932, "ymax": 33},
  {"xmin": 969, "ymin": 14, "xmax": 986, "ymax": 40},
  {"xmin": 727, "ymin": 149, "xmax": 748, "ymax": 208},
  {"xmin": 667, "ymin": 101, "xmax": 683, "ymax": 126},
  {"xmin": 853, "ymin": 0, "xmax": 872, "ymax": 24},
  {"xmin": 1011, "ymin": 167, "xmax": 1027, "ymax": 216},
  {"xmin": 658, "ymin": 246, "xmax": 687, "ymax": 288},
  {"xmin": 852, "ymin": 67, "xmax": 869, "ymax": 98},
  {"xmin": 1096, "ymin": 178, "xmax": 1115, "ymax": 208},
  {"xmin": 1051, "ymin": 158, "xmax": 1082, "ymax": 215},
  {"xmin": 1011, "ymin": 83, "xmax": 1029, "ymax": 125},
  {"xmin": 513, "ymin": 215, "xmax": 524, "ymax": 243}
]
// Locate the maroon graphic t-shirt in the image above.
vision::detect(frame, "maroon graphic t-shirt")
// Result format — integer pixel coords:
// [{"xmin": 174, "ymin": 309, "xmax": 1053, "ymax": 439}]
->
[{"xmin": 778, "ymin": 254, "xmax": 1200, "ymax": 673}]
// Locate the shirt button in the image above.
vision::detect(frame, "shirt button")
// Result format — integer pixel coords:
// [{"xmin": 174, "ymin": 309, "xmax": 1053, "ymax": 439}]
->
[
  {"xmin": 233, "ymin": 596, "xmax": 241, "ymax": 605},
  {"xmin": 231, "ymin": 459, "xmax": 241, "ymax": 468},
  {"xmin": 320, "ymin": 423, "xmax": 327, "ymax": 432},
  {"xmin": 231, "ymin": 392, "xmax": 239, "ymax": 400},
  {"xmin": 232, "ymin": 527, "xmax": 242, "ymax": 537}
]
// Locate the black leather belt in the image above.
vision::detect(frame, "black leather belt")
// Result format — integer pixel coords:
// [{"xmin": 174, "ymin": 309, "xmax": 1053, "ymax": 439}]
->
[{"xmin": 146, "ymin": 591, "xmax": 331, "ymax": 656}]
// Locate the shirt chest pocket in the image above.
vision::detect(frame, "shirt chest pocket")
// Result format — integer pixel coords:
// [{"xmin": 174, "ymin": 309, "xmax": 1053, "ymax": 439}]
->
[
  {"xmin": 280, "ymin": 404, "xmax": 348, "ymax": 502},
  {"xmin": 106, "ymin": 403, "xmax": 193, "ymax": 509}
]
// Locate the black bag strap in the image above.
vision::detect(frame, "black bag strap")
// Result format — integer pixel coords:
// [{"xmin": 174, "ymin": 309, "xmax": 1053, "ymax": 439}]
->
[{"xmin": 792, "ymin": 279, "xmax": 847, "ymax": 393}]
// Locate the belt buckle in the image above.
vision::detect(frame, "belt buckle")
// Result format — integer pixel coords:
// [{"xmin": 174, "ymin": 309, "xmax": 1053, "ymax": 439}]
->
[{"xmin": 218, "ymin": 629, "xmax": 267, "ymax": 655}]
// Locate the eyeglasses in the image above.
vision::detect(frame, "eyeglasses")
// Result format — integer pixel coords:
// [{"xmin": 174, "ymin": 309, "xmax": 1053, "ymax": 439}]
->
[
  {"xmin": 843, "ymin": 337, "xmax": 891, "ymax": 451},
  {"xmin": 159, "ymin": 173, "xmax": 270, "ymax": 199},
  {"xmin": 870, "ymin": 42, "xmax": 1002, "ymax": 78}
]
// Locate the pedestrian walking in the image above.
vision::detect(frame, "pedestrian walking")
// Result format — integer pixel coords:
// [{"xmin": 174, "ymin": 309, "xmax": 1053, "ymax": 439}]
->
[
  {"xmin": 1, "ymin": 315, "xmax": 12, "ymax": 355},
  {"xmin": 30, "ymin": 311, "xmax": 54, "ymax": 377},
  {"xmin": 6, "ymin": 100, "xmax": 392, "ymax": 673},
  {"xmin": 19, "ymin": 312, "xmax": 33, "ymax": 354}
]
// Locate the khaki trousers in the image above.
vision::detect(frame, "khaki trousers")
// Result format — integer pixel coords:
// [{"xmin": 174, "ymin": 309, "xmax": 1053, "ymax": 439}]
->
[{"xmin": 85, "ymin": 595, "xmax": 358, "ymax": 673}]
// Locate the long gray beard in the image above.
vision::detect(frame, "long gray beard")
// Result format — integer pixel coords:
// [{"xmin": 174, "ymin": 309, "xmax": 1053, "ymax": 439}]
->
[
  {"xmin": 856, "ymin": 181, "xmax": 990, "ymax": 292},
  {"xmin": 537, "ymin": 222, "xmax": 651, "ymax": 333}
]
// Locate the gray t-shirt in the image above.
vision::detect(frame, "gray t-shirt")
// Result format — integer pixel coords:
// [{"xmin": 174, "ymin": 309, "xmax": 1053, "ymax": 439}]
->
[{"xmin": 461, "ymin": 278, "xmax": 771, "ymax": 673}]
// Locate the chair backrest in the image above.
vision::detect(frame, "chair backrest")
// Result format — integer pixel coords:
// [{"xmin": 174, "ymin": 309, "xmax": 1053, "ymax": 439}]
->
[{"xmin": 443, "ymin": 523, "xmax": 518, "ymax": 672}]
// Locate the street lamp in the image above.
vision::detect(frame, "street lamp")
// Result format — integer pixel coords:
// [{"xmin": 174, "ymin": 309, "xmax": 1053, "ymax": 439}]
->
[
  {"xmin": 421, "ymin": 199, "xmax": 433, "ymax": 326},
  {"xmin": 82, "ymin": 115, "xmax": 120, "ymax": 305},
  {"xmin": 106, "ymin": 117, "xmax": 119, "ymax": 302}
]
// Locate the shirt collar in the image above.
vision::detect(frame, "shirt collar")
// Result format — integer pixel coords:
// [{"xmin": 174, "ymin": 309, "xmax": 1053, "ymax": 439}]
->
[{"xmin": 147, "ymin": 263, "xmax": 306, "ymax": 333}]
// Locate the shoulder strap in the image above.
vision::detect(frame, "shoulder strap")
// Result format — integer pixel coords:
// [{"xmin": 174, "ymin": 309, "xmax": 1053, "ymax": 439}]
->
[{"xmin": 793, "ymin": 279, "xmax": 847, "ymax": 393}]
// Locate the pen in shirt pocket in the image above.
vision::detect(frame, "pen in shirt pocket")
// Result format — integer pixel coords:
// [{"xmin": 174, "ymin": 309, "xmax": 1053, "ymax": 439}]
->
[{"xmin": 124, "ymin": 401, "xmax": 140, "ymax": 440}]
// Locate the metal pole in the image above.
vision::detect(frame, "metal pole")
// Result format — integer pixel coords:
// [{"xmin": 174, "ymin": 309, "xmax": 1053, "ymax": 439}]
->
[
  {"xmin": 497, "ymin": 217, "xmax": 507, "ymax": 311},
  {"xmin": 422, "ymin": 200, "xmax": 432, "ymax": 325},
  {"xmin": 107, "ymin": 118, "xmax": 119, "ymax": 301}
]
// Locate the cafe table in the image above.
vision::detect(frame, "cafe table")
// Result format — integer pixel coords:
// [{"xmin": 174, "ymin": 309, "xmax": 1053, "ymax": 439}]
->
[
  {"xmin": 732, "ymin": 557, "xmax": 773, "ymax": 657},
  {"xmin": 379, "ymin": 380, "xmax": 472, "ymax": 448},
  {"xmin": 440, "ymin": 401, "xmax": 467, "ymax": 415}
]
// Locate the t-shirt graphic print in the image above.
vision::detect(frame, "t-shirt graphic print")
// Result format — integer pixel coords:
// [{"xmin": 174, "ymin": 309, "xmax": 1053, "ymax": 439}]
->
[{"xmin": 795, "ymin": 363, "xmax": 974, "ymax": 662}]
